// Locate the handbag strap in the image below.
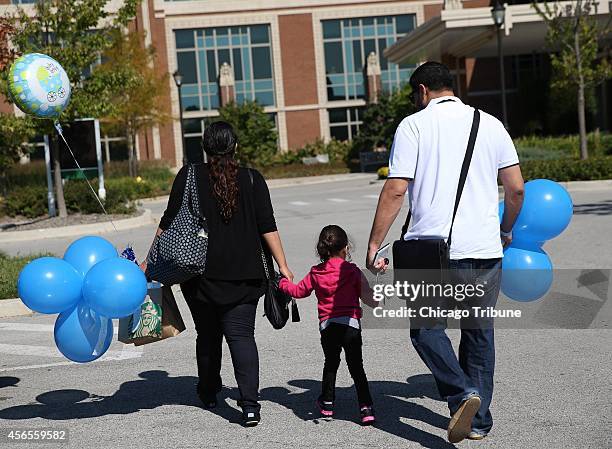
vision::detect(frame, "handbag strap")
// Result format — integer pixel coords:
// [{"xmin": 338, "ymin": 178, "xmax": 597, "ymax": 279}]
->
[
  {"xmin": 400, "ymin": 108, "xmax": 480, "ymax": 248},
  {"xmin": 247, "ymin": 168, "xmax": 271, "ymax": 281},
  {"xmin": 185, "ymin": 164, "xmax": 206, "ymax": 223}
]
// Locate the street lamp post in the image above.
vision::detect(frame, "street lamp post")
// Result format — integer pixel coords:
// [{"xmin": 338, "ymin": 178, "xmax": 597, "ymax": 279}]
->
[
  {"xmin": 173, "ymin": 71, "xmax": 187, "ymax": 166},
  {"xmin": 491, "ymin": 0, "xmax": 509, "ymax": 130}
]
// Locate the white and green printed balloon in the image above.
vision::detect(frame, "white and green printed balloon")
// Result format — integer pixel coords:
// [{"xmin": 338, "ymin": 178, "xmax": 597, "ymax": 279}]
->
[{"xmin": 8, "ymin": 53, "xmax": 71, "ymax": 119}]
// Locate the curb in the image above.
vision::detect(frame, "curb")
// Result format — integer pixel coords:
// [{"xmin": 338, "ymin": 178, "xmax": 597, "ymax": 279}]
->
[
  {"xmin": 0, "ymin": 298, "xmax": 33, "ymax": 318},
  {"xmin": 495, "ymin": 179, "xmax": 612, "ymax": 195},
  {"xmin": 0, "ymin": 208, "xmax": 154, "ymax": 244},
  {"xmin": 138, "ymin": 173, "xmax": 377, "ymax": 205},
  {"xmin": 266, "ymin": 173, "xmax": 375, "ymax": 189}
]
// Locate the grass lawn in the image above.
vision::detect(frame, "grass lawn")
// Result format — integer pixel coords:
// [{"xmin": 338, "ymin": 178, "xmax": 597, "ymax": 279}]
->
[{"xmin": 0, "ymin": 252, "xmax": 51, "ymax": 300}]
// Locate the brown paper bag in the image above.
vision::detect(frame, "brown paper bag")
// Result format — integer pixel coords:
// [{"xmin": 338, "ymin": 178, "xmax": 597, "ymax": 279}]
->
[
  {"xmin": 158, "ymin": 286, "xmax": 186, "ymax": 340},
  {"xmin": 119, "ymin": 285, "xmax": 186, "ymax": 346}
]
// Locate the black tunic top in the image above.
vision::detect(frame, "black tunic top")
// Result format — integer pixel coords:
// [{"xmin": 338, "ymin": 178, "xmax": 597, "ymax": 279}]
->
[{"xmin": 159, "ymin": 164, "xmax": 277, "ymax": 305}]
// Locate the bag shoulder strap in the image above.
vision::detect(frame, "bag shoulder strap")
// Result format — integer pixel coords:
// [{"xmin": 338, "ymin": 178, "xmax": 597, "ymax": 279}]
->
[
  {"xmin": 400, "ymin": 108, "xmax": 480, "ymax": 244},
  {"xmin": 247, "ymin": 168, "xmax": 271, "ymax": 280},
  {"xmin": 185, "ymin": 163, "xmax": 206, "ymax": 221}
]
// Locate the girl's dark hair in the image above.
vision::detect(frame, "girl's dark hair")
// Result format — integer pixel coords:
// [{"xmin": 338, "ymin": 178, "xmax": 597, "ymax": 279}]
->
[
  {"xmin": 202, "ymin": 121, "xmax": 239, "ymax": 223},
  {"xmin": 317, "ymin": 225, "xmax": 350, "ymax": 262}
]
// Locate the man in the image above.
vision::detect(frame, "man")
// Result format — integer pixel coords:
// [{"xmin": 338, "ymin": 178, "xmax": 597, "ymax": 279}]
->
[{"xmin": 367, "ymin": 62, "xmax": 524, "ymax": 443}]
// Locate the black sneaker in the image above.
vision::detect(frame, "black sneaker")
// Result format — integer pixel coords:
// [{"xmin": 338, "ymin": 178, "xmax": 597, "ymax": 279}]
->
[
  {"xmin": 242, "ymin": 409, "xmax": 261, "ymax": 427},
  {"xmin": 197, "ymin": 384, "xmax": 222, "ymax": 409}
]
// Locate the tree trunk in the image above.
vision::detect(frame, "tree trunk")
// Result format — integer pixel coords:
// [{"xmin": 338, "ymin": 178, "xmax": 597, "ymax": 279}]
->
[
  {"xmin": 577, "ymin": 81, "xmax": 588, "ymax": 159},
  {"xmin": 51, "ymin": 134, "xmax": 67, "ymax": 218},
  {"xmin": 127, "ymin": 130, "xmax": 135, "ymax": 177},
  {"xmin": 574, "ymin": 2, "xmax": 589, "ymax": 160}
]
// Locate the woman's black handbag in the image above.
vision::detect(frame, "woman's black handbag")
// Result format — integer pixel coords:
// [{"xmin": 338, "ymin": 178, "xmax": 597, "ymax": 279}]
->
[
  {"xmin": 392, "ymin": 109, "xmax": 480, "ymax": 273},
  {"xmin": 247, "ymin": 168, "xmax": 299, "ymax": 329},
  {"xmin": 146, "ymin": 164, "xmax": 208, "ymax": 285},
  {"xmin": 260, "ymin": 247, "xmax": 294, "ymax": 330}
]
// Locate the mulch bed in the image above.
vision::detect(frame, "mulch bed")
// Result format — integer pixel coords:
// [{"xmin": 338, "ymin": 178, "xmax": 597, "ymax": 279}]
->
[{"xmin": 0, "ymin": 210, "xmax": 142, "ymax": 232}]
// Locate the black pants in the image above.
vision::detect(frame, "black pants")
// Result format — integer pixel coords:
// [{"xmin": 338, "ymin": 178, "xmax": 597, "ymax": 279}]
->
[
  {"xmin": 184, "ymin": 297, "xmax": 260, "ymax": 411},
  {"xmin": 320, "ymin": 323, "xmax": 373, "ymax": 406}
]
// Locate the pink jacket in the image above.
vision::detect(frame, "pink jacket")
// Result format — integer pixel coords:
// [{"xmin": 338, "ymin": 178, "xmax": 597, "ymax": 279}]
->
[{"xmin": 279, "ymin": 257, "xmax": 373, "ymax": 323}]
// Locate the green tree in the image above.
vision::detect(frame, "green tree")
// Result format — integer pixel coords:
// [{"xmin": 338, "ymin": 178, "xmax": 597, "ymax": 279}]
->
[
  {"xmin": 217, "ymin": 101, "xmax": 278, "ymax": 166},
  {"xmin": 351, "ymin": 85, "xmax": 415, "ymax": 158},
  {"xmin": 534, "ymin": 0, "xmax": 611, "ymax": 159},
  {"xmin": 0, "ymin": 114, "xmax": 35, "ymax": 196},
  {"xmin": 1, "ymin": 0, "xmax": 139, "ymax": 217},
  {"xmin": 92, "ymin": 30, "xmax": 171, "ymax": 177}
]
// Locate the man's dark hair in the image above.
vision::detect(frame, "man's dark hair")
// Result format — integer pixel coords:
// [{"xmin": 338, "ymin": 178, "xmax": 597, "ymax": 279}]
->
[{"xmin": 409, "ymin": 61, "xmax": 454, "ymax": 92}]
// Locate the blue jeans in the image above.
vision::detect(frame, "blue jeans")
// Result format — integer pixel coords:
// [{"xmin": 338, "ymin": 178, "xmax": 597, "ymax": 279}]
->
[{"xmin": 409, "ymin": 258, "xmax": 501, "ymax": 434}]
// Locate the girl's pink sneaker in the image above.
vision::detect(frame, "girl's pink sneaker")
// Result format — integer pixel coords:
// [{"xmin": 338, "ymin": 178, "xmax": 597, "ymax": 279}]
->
[
  {"xmin": 360, "ymin": 405, "xmax": 376, "ymax": 425},
  {"xmin": 316, "ymin": 399, "xmax": 334, "ymax": 420}
]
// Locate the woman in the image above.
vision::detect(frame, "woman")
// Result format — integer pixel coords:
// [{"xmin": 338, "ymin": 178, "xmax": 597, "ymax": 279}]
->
[{"xmin": 143, "ymin": 121, "xmax": 292, "ymax": 427}]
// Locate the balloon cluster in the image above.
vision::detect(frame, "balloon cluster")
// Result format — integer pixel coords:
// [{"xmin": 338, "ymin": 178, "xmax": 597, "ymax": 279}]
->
[
  {"xmin": 17, "ymin": 236, "xmax": 147, "ymax": 362},
  {"xmin": 499, "ymin": 179, "xmax": 573, "ymax": 302}
]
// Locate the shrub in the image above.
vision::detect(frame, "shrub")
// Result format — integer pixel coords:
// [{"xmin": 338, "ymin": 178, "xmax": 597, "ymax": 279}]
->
[
  {"xmin": 258, "ymin": 161, "xmax": 350, "ymax": 179},
  {"xmin": 2, "ymin": 185, "xmax": 47, "ymax": 218},
  {"xmin": 374, "ymin": 157, "xmax": 612, "ymax": 183},
  {"xmin": 217, "ymin": 101, "xmax": 278, "ymax": 166},
  {"xmin": 0, "ymin": 176, "xmax": 165, "ymax": 217},
  {"xmin": 520, "ymin": 157, "xmax": 612, "ymax": 181},
  {"xmin": 514, "ymin": 132, "xmax": 612, "ymax": 159},
  {"xmin": 4, "ymin": 159, "xmax": 174, "ymax": 193},
  {"xmin": 0, "ymin": 251, "xmax": 52, "ymax": 299},
  {"xmin": 63, "ymin": 180, "xmax": 136, "ymax": 215},
  {"xmin": 377, "ymin": 166, "xmax": 389, "ymax": 179},
  {"xmin": 351, "ymin": 85, "xmax": 415, "ymax": 158},
  {"xmin": 267, "ymin": 139, "xmax": 352, "ymax": 166}
]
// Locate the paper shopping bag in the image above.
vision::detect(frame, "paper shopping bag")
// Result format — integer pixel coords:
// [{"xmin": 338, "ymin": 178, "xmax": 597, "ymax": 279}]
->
[
  {"xmin": 159, "ymin": 286, "xmax": 186, "ymax": 340},
  {"xmin": 119, "ymin": 282, "xmax": 164, "ymax": 345}
]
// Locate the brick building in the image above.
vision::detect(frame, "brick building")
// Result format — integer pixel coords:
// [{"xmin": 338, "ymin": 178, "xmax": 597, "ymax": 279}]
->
[{"xmin": 2, "ymin": 0, "xmax": 610, "ymax": 168}]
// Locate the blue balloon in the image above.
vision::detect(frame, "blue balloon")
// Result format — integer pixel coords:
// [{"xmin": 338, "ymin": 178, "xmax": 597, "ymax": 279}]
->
[
  {"xmin": 17, "ymin": 257, "xmax": 82, "ymax": 314},
  {"xmin": 512, "ymin": 179, "xmax": 573, "ymax": 242},
  {"xmin": 63, "ymin": 236, "xmax": 117, "ymax": 278},
  {"xmin": 54, "ymin": 301, "xmax": 113, "ymax": 363},
  {"xmin": 501, "ymin": 245, "xmax": 553, "ymax": 302},
  {"xmin": 82, "ymin": 257, "xmax": 147, "ymax": 318}
]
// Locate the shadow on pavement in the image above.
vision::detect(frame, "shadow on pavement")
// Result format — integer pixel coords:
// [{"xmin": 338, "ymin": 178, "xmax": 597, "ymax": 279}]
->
[
  {"xmin": 0, "ymin": 371, "xmax": 454, "ymax": 447},
  {"xmin": 0, "ymin": 370, "xmax": 238, "ymax": 424},
  {"xmin": 0, "ymin": 376, "xmax": 20, "ymax": 402},
  {"xmin": 260, "ymin": 374, "xmax": 456, "ymax": 449},
  {"xmin": 0, "ymin": 376, "xmax": 20, "ymax": 389},
  {"xmin": 573, "ymin": 200, "xmax": 612, "ymax": 216}
]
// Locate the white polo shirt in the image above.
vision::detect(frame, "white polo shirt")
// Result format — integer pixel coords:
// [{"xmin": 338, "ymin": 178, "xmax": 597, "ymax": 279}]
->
[{"xmin": 388, "ymin": 96, "xmax": 519, "ymax": 259}]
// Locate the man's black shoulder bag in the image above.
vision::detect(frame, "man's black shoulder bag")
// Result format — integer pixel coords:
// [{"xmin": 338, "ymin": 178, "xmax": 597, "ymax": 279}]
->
[{"xmin": 392, "ymin": 108, "xmax": 480, "ymax": 272}]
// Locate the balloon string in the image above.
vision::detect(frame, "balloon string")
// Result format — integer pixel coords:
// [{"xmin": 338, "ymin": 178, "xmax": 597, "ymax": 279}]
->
[{"xmin": 54, "ymin": 121, "xmax": 118, "ymax": 233}]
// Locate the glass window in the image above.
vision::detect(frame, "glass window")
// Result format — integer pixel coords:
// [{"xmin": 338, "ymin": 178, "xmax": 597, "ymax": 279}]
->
[
  {"xmin": 328, "ymin": 107, "xmax": 364, "ymax": 141},
  {"xmin": 177, "ymin": 52, "xmax": 198, "ymax": 84},
  {"xmin": 175, "ymin": 30, "xmax": 194, "ymax": 49},
  {"xmin": 396, "ymin": 15, "xmax": 415, "ymax": 34},
  {"xmin": 322, "ymin": 15, "xmax": 416, "ymax": 102},
  {"xmin": 250, "ymin": 25, "xmax": 269, "ymax": 44},
  {"xmin": 233, "ymin": 48, "xmax": 243, "ymax": 81},
  {"xmin": 330, "ymin": 126, "xmax": 349, "ymax": 142},
  {"xmin": 174, "ymin": 24, "xmax": 275, "ymax": 111},
  {"xmin": 183, "ymin": 118, "xmax": 202, "ymax": 134},
  {"xmin": 251, "ymin": 47, "xmax": 272, "ymax": 79},
  {"xmin": 323, "ymin": 21, "xmax": 341, "ymax": 39},
  {"xmin": 324, "ymin": 42, "xmax": 343, "ymax": 74}
]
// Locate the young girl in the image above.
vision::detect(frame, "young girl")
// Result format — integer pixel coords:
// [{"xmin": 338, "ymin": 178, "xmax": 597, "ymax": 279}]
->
[{"xmin": 279, "ymin": 225, "xmax": 376, "ymax": 425}]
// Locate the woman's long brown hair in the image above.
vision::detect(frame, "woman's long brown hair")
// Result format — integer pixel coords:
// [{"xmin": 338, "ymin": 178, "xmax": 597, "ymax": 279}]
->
[{"xmin": 202, "ymin": 121, "xmax": 239, "ymax": 223}]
